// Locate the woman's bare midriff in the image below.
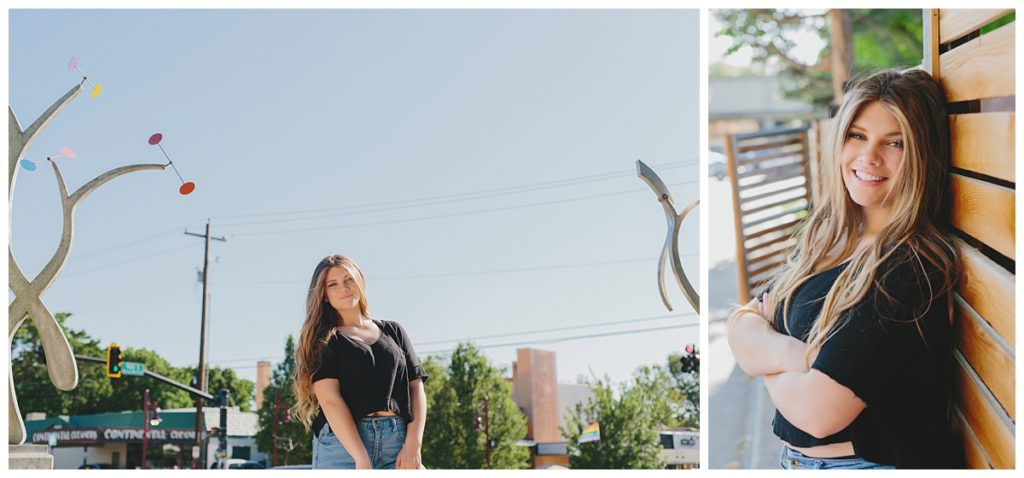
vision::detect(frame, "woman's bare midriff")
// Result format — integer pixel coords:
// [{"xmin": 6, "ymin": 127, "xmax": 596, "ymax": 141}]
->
[
  {"xmin": 367, "ymin": 410, "xmax": 397, "ymax": 417},
  {"xmin": 784, "ymin": 440, "xmax": 855, "ymax": 458}
]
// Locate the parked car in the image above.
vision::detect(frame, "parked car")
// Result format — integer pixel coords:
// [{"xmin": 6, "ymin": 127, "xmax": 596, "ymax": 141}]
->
[
  {"xmin": 209, "ymin": 459, "xmax": 265, "ymax": 469},
  {"xmin": 78, "ymin": 463, "xmax": 115, "ymax": 469}
]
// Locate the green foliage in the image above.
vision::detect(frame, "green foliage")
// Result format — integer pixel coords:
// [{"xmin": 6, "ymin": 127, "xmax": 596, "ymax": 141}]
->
[
  {"xmin": 421, "ymin": 344, "xmax": 530, "ymax": 469},
  {"xmin": 713, "ymin": 9, "xmax": 923, "ymax": 109},
  {"xmin": 562, "ymin": 365, "xmax": 682, "ymax": 469},
  {"xmin": 180, "ymin": 366, "xmax": 256, "ymax": 412},
  {"xmin": 11, "ymin": 312, "xmax": 254, "ymax": 419},
  {"xmin": 254, "ymin": 336, "xmax": 311, "ymax": 466},
  {"xmin": 668, "ymin": 352, "xmax": 699, "ymax": 428}
]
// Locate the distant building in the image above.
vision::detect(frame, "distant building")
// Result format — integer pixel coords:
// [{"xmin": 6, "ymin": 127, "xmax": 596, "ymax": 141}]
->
[
  {"xmin": 508, "ymin": 348, "xmax": 700, "ymax": 470},
  {"xmin": 23, "ymin": 407, "xmax": 266, "ymax": 469},
  {"xmin": 660, "ymin": 427, "xmax": 699, "ymax": 469},
  {"xmin": 510, "ymin": 348, "xmax": 593, "ymax": 469},
  {"xmin": 709, "ymin": 75, "xmax": 825, "ymax": 152}
]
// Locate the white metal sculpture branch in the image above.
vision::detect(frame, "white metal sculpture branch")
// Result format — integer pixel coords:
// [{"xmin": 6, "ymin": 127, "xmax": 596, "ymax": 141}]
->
[
  {"xmin": 8, "ymin": 82, "xmax": 167, "ymax": 444},
  {"xmin": 636, "ymin": 160, "xmax": 700, "ymax": 314}
]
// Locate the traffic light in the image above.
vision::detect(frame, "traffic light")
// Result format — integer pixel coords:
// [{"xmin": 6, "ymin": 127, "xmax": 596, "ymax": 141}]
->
[
  {"xmin": 106, "ymin": 344, "xmax": 123, "ymax": 378},
  {"xmin": 680, "ymin": 344, "xmax": 699, "ymax": 374}
]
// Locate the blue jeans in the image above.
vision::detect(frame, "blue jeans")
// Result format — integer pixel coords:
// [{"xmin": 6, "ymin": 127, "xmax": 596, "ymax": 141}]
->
[
  {"xmin": 780, "ymin": 446, "xmax": 895, "ymax": 469},
  {"xmin": 312, "ymin": 416, "xmax": 407, "ymax": 469}
]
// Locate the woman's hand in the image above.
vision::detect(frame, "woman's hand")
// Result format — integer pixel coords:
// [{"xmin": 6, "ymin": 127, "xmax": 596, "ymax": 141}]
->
[
  {"xmin": 395, "ymin": 444, "xmax": 422, "ymax": 469},
  {"xmin": 355, "ymin": 457, "xmax": 373, "ymax": 469}
]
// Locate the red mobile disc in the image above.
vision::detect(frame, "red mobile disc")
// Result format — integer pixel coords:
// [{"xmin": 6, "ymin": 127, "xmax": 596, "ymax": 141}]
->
[{"xmin": 148, "ymin": 133, "xmax": 163, "ymax": 145}]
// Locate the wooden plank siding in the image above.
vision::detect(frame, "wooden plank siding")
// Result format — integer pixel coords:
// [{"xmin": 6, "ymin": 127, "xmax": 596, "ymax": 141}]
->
[
  {"xmin": 939, "ymin": 20, "xmax": 1015, "ymax": 102},
  {"xmin": 950, "ymin": 174, "xmax": 1015, "ymax": 261},
  {"xmin": 929, "ymin": 9, "xmax": 1015, "ymax": 469},
  {"xmin": 954, "ymin": 354, "xmax": 1015, "ymax": 469},
  {"xmin": 950, "ymin": 112, "xmax": 1015, "ymax": 182},
  {"xmin": 956, "ymin": 240, "xmax": 1015, "ymax": 348},
  {"xmin": 939, "ymin": 9, "xmax": 1014, "ymax": 44}
]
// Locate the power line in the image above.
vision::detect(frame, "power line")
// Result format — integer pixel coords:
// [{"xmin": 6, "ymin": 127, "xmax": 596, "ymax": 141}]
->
[
  {"xmin": 213, "ymin": 254, "xmax": 698, "ymax": 285},
  {"xmin": 68, "ymin": 221, "xmax": 208, "ymax": 262},
  {"xmin": 212, "ymin": 159, "xmax": 697, "ymax": 222},
  {"xmin": 73, "ymin": 285, "xmax": 196, "ymax": 314},
  {"xmin": 62, "ymin": 243, "xmax": 202, "ymax": 277},
  {"xmin": 416, "ymin": 312, "xmax": 695, "ymax": 346},
  {"xmin": 228, "ymin": 179, "xmax": 698, "ymax": 238},
  {"xmin": 209, "ymin": 313, "xmax": 696, "ymax": 366},
  {"xmin": 418, "ymin": 322, "xmax": 697, "ymax": 356}
]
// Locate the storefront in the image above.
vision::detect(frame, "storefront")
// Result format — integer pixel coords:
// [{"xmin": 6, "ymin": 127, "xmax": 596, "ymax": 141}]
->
[{"xmin": 24, "ymin": 408, "xmax": 266, "ymax": 469}]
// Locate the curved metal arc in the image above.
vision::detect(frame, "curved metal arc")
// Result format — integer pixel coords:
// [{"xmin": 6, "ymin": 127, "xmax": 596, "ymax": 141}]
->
[
  {"xmin": 637, "ymin": 160, "xmax": 700, "ymax": 314},
  {"xmin": 672, "ymin": 200, "xmax": 699, "ymax": 314},
  {"xmin": 636, "ymin": 160, "xmax": 676, "ymax": 209}
]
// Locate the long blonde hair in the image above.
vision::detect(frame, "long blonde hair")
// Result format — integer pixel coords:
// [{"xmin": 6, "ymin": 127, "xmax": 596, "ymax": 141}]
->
[
  {"xmin": 291, "ymin": 255, "xmax": 372, "ymax": 431},
  {"xmin": 764, "ymin": 68, "xmax": 957, "ymax": 366}
]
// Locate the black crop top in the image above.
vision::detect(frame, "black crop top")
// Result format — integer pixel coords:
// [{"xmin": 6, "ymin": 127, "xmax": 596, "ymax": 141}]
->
[
  {"xmin": 311, "ymin": 319, "xmax": 428, "ymax": 435},
  {"xmin": 765, "ymin": 247, "xmax": 963, "ymax": 468}
]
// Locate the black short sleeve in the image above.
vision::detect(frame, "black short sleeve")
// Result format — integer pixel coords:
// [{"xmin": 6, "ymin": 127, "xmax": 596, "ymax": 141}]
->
[
  {"xmin": 393, "ymin": 322, "xmax": 428, "ymax": 383},
  {"xmin": 311, "ymin": 337, "xmax": 339, "ymax": 383},
  {"xmin": 811, "ymin": 255, "xmax": 944, "ymax": 404}
]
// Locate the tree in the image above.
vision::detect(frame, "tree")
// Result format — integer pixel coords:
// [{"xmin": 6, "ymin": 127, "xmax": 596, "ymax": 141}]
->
[
  {"xmin": 11, "ymin": 313, "xmax": 206, "ymax": 417},
  {"xmin": 562, "ymin": 365, "xmax": 682, "ymax": 469},
  {"xmin": 713, "ymin": 9, "xmax": 923, "ymax": 109},
  {"xmin": 668, "ymin": 351, "xmax": 699, "ymax": 428},
  {"xmin": 179, "ymin": 366, "xmax": 256, "ymax": 412},
  {"xmin": 254, "ymin": 336, "xmax": 310, "ymax": 466},
  {"xmin": 421, "ymin": 344, "xmax": 530, "ymax": 469},
  {"xmin": 12, "ymin": 312, "xmax": 109, "ymax": 417},
  {"xmin": 114, "ymin": 348, "xmax": 194, "ymax": 412}
]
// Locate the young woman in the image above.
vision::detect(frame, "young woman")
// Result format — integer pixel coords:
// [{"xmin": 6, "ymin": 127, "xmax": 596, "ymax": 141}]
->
[
  {"xmin": 727, "ymin": 68, "xmax": 963, "ymax": 469},
  {"xmin": 292, "ymin": 255, "xmax": 428, "ymax": 469}
]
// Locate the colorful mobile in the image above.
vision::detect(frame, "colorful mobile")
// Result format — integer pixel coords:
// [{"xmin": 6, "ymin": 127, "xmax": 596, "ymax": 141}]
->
[
  {"xmin": 149, "ymin": 133, "xmax": 196, "ymax": 195},
  {"xmin": 68, "ymin": 56, "xmax": 102, "ymax": 98},
  {"xmin": 19, "ymin": 147, "xmax": 77, "ymax": 171}
]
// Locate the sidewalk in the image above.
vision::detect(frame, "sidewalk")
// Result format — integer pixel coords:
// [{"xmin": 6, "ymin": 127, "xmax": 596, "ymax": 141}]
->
[{"xmin": 707, "ymin": 176, "xmax": 780, "ymax": 469}]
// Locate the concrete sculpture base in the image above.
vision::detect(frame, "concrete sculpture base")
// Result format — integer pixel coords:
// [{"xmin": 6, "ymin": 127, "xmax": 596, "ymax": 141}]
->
[{"xmin": 9, "ymin": 444, "xmax": 53, "ymax": 469}]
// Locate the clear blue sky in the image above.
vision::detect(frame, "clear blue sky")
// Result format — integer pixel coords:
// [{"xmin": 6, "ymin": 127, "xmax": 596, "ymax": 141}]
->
[{"xmin": 8, "ymin": 9, "xmax": 699, "ymax": 393}]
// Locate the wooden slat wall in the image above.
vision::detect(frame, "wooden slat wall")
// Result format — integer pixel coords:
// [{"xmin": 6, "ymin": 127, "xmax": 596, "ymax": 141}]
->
[
  {"xmin": 927, "ymin": 9, "xmax": 1016, "ymax": 469},
  {"xmin": 950, "ymin": 112, "xmax": 1015, "ymax": 182},
  {"xmin": 950, "ymin": 175, "xmax": 1015, "ymax": 260},
  {"xmin": 939, "ymin": 21, "xmax": 1015, "ymax": 102},
  {"xmin": 939, "ymin": 9, "xmax": 1014, "ymax": 43},
  {"xmin": 725, "ymin": 126, "xmax": 811, "ymax": 300}
]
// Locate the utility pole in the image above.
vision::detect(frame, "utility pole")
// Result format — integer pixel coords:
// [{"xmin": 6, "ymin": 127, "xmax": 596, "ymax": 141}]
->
[
  {"xmin": 184, "ymin": 220, "xmax": 225, "ymax": 469},
  {"xmin": 476, "ymin": 396, "xmax": 491, "ymax": 469},
  {"xmin": 484, "ymin": 396, "xmax": 491, "ymax": 470}
]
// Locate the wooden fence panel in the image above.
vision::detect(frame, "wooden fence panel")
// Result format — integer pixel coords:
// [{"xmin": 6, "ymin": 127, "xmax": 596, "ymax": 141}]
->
[
  {"xmin": 940, "ymin": 20, "xmax": 1014, "ymax": 102},
  {"xmin": 930, "ymin": 9, "xmax": 1015, "ymax": 469},
  {"xmin": 950, "ymin": 112, "xmax": 1015, "ymax": 182},
  {"xmin": 726, "ymin": 126, "xmax": 811, "ymax": 301}
]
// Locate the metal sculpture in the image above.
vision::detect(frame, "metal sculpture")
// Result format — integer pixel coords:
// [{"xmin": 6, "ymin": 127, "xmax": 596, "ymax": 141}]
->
[
  {"xmin": 8, "ymin": 59, "xmax": 192, "ymax": 444},
  {"xmin": 636, "ymin": 160, "xmax": 699, "ymax": 314}
]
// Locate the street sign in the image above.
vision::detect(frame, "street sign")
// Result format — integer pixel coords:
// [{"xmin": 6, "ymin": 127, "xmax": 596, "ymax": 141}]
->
[{"xmin": 121, "ymin": 361, "xmax": 145, "ymax": 376}]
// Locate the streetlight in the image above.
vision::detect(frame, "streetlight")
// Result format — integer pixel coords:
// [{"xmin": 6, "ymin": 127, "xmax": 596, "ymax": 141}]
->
[
  {"xmin": 142, "ymin": 389, "xmax": 162, "ymax": 469},
  {"xmin": 475, "ymin": 396, "xmax": 492, "ymax": 470},
  {"xmin": 272, "ymin": 392, "xmax": 292, "ymax": 466}
]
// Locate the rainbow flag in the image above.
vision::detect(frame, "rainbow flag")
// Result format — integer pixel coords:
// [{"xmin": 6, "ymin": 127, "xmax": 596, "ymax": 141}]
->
[{"xmin": 578, "ymin": 421, "xmax": 600, "ymax": 444}]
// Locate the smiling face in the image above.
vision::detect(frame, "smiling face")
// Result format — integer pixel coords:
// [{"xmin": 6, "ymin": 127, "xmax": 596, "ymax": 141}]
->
[
  {"xmin": 323, "ymin": 266, "xmax": 362, "ymax": 314},
  {"xmin": 840, "ymin": 101, "xmax": 905, "ymax": 218}
]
